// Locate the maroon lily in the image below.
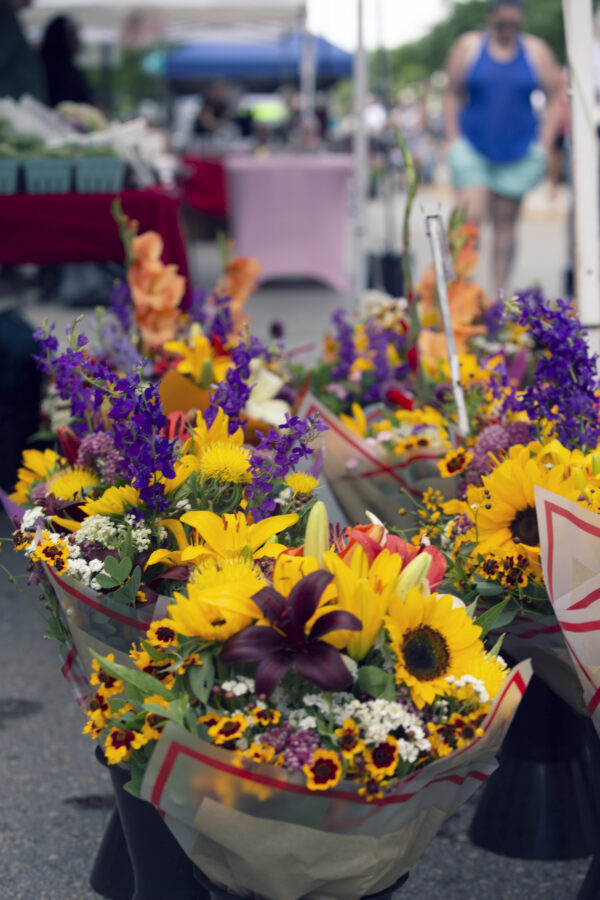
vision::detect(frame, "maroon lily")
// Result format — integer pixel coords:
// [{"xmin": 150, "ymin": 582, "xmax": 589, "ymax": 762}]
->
[{"xmin": 220, "ymin": 570, "xmax": 361, "ymax": 697}]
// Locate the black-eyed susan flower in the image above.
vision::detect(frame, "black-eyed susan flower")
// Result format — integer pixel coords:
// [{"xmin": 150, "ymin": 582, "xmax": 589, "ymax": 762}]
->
[
  {"xmin": 242, "ymin": 742, "xmax": 276, "ymax": 764},
  {"xmin": 146, "ymin": 619, "xmax": 178, "ymax": 650},
  {"xmin": 177, "ymin": 652, "xmax": 202, "ymax": 675},
  {"xmin": 197, "ymin": 712, "xmax": 222, "ymax": 729},
  {"xmin": 334, "ymin": 719, "xmax": 365, "ymax": 760},
  {"xmin": 90, "ymin": 655, "xmax": 124, "ymax": 699},
  {"xmin": 438, "ymin": 448, "xmax": 474, "ymax": 478},
  {"xmin": 30, "ymin": 531, "xmax": 70, "ymax": 573},
  {"xmin": 104, "ymin": 726, "xmax": 148, "ymax": 764},
  {"xmin": 365, "ymin": 736, "xmax": 399, "ymax": 779},
  {"xmin": 303, "ymin": 749, "xmax": 343, "ymax": 791},
  {"xmin": 250, "ymin": 707, "xmax": 281, "ymax": 727},
  {"xmin": 129, "ymin": 648, "xmax": 175, "ymax": 689},
  {"xmin": 357, "ymin": 777, "xmax": 385, "ymax": 801},
  {"xmin": 385, "ymin": 588, "xmax": 484, "ymax": 708},
  {"xmin": 208, "ymin": 713, "xmax": 249, "ymax": 745},
  {"xmin": 83, "ymin": 692, "xmax": 111, "ymax": 738}
]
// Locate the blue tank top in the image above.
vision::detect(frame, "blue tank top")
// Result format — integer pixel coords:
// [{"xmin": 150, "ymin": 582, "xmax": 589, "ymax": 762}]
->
[{"xmin": 459, "ymin": 37, "xmax": 539, "ymax": 163}]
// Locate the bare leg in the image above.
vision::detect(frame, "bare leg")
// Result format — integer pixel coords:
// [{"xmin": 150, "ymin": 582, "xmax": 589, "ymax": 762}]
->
[
  {"xmin": 489, "ymin": 192, "xmax": 522, "ymax": 296},
  {"xmin": 456, "ymin": 186, "xmax": 488, "ymax": 227}
]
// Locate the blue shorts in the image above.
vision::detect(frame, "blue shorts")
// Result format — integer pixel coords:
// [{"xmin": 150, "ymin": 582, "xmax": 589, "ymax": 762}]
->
[{"xmin": 446, "ymin": 136, "xmax": 547, "ymax": 198}]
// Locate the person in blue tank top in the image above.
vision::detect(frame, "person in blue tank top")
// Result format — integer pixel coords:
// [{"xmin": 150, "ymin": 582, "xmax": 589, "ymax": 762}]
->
[{"xmin": 444, "ymin": 0, "xmax": 563, "ymax": 294}]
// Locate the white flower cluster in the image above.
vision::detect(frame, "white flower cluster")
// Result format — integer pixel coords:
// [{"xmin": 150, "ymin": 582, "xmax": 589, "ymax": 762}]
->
[
  {"xmin": 22, "ymin": 506, "xmax": 45, "ymax": 531},
  {"xmin": 287, "ymin": 710, "xmax": 318, "ymax": 731},
  {"xmin": 221, "ymin": 676, "xmax": 255, "ymax": 697},
  {"xmin": 65, "ymin": 544, "xmax": 104, "ymax": 590},
  {"xmin": 303, "ymin": 692, "xmax": 430, "ymax": 763},
  {"xmin": 446, "ymin": 673, "xmax": 489, "ymax": 704},
  {"xmin": 74, "ymin": 514, "xmax": 155, "ymax": 554}
]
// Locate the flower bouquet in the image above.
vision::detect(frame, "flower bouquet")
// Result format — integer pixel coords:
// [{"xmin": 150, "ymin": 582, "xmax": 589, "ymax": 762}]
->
[
  {"xmin": 85, "ymin": 502, "xmax": 531, "ymax": 899},
  {"xmin": 9, "ymin": 317, "xmax": 324, "ymax": 707}
]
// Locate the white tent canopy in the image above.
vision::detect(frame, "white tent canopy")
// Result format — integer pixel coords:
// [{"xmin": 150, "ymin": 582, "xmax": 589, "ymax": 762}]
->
[{"xmin": 23, "ymin": 0, "xmax": 305, "ymax": 43}]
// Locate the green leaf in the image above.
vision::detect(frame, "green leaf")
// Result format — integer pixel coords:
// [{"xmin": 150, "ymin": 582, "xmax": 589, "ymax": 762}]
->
[
  {"xmin": 103, "ymin": 556, "xmax": 132, "ymax": 584},
  {"xmin": 475, "ymin": 581, "xmax": 504, "ymax": 598},
  {"xmin": 357, "ymin": 665, "xmax": 394, "ymax": 699},
  {"xmin": 94, "ymin": 573, "xmax": 119, "ymax": 589},
  {"xmin": 122, "ymin": 767, "xmax": 143, "ymax": 798},
  {"xmin": 474, "ymin": 598, "xmax": 510, "ymax": 639},
  {"xmin": 90, "ymin": 650, "xmax": 172, "ymax": 700},
  {"xmin": 488, "ymin": 633, "xmax": 505, "ymax": 657},
  {"xmin": 465, "ymin": 597, "xmax": 478, "ymax": 618},
  {"xmin": 188, "ymin": 654, "xmax": 214, "ymax": 704}
]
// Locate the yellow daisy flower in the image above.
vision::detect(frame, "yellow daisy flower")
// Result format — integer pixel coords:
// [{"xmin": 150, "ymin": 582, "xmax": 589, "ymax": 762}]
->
[
  {"xmin": 90, "ymin": 655, "xmax": 124, "ymax": 698},
  {"xmin": 303, "ymin": 749, "xmax": 343, "ymax": 791},
  {"xmin": 146, "ymin": 619, "xmax": 178, "ymax": 650},
  {"xmin": 284, "ymin": 472, "xmax": 319, "ymax": 495},
  {"xmin": 364, "ymin": 736, "xmax": 399, "ymax": 779}
]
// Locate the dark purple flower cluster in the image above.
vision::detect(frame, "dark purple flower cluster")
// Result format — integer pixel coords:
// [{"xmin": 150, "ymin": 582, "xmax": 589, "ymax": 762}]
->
[
  {"xmin": 205, "ymin": 335, "xmax": 268, "ymax": 433},
  {"xmin": 245, "ymin": 412, "xmax": 327, "ymax": 519},
  {"xmin": 211, "ymin": 294, "xmax": 234, "ymax": 346},
  {"xmin": 330, "ymin": 308, "xmax": 356, "ymax": 379},
  {"xmin": 110, "ymin": 282, "xmax": 133, "ymax": 334},
  {"xmin": 187, "ymin": 286, "xmax": 209, "ymax": 326},
  {"xmin": 501, "ymin": 291, "xmax": 600, "ymax": 450}
]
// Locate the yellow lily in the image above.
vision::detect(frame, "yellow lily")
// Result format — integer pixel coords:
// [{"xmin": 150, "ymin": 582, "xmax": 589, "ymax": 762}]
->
[
  {"xmin": 339, "ymin": 403, "xmax": 367, "ymax": 438},
  {"xmin": 146, "ymin": 518, "xmax": 206, "ymax": 569},
  {"xmin": 180, "ymin": 510, "xmax": 298, "ymax": 562},
  {"xmin": 323, "ymin": 548, "xmax": 403, "ymax": 660},
  {"xmin": 164, "ymin": 333, "xmax": 230, "ymax": 386}
]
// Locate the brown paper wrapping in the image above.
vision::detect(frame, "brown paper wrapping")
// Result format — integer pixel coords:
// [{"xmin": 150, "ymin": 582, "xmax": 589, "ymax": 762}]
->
[{"xmin": 139, "ymin": 661, "xmax": 532, "ymax": 900}]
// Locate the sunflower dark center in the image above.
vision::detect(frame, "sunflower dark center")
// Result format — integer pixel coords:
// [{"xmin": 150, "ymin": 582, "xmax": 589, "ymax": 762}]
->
[
  {"xmin": 510, "ymin": 506, "xmax": 539, "ymax": 545},
  {"xmin": 402, "ymin": 625, "xmax": 450, "ymax": 681}
]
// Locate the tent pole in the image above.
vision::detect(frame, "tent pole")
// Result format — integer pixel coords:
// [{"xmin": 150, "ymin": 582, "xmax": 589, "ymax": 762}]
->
[
  {"xmin": 562, "ymin": 0, "xmax": 600, "ymax": 360},
  {"xmin": 352, "ymin": 0, "xmax": 368, "ymax": 311}
]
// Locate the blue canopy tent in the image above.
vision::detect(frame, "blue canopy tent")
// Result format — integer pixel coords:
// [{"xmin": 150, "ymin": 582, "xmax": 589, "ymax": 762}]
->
[{"xmin": 164, "ymin": 33, "xmax": 352, "ymax": 89}]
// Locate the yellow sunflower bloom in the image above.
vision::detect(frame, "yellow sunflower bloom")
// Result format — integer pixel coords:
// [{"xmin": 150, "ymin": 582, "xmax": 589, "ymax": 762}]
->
[
  {"xmin": 10, "ymin": 448, "xmax": 62, "ymax": 503},
  {"xmin": 180, "ymin": 510, "xmax": 298, "ymax": 562},
  {"xmin": 46, "ymin": 466, "xmax": 99, "ymax": 500},
  {"xmin": 80, "ymin": 485, "xmax": 140, "ymax": 516},
  {"xmin": 385, "ymin": 588, "xmax": 484, "ymax": 708}
]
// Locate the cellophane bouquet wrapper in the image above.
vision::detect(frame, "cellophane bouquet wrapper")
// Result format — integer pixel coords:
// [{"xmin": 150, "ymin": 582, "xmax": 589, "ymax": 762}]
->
[
  {"xmin": 297, "ymin": 395, "xmax": 448, "ymax": 529},
  {"xmin": 40, "ymin": 561, "xmax": 170, "ymax": 707},
  {"xmin": 535, "ymin": 485, "xmax": 600, "ymax": 729},
  {"xmin": 139, "ymin": 661, "xmax": 531, "ymax": 900}
]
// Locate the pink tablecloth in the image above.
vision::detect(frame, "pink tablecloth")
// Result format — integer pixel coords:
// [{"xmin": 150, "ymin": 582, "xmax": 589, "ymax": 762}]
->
[{"xmin": 224, "ymin": 154, "xmax": 353, "ymax": 293}]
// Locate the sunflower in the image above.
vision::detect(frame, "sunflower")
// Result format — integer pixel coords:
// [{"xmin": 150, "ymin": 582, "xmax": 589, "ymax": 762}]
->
[
  {"xmin": 385, "ymin": 588, "xmax": 484, "ymax": 708},
  {"xmin": 168, "ymin": 558, "xmax": 265, "ymax": 641},
  {"xmin": 303, "ymin": 749, "xmax": 343, "ymax": 791},
  {"xmin": 199, "ymin": 442, "xmax": 251, "ymax": 483},
  {"xmin": 46, "ymin": 466, "xmax": 100, "ymax": 500},
  {"xmin": 10, "ymin": 448, "xmax": 62, "ymax": 503},
  {"xmin": 468, "ymin": 446, "xmax": 579, "ymax": 557},
  {"xmin": 80, "ymin": 485, "xmax": 140, "ymax": 516},
  {"xmin": 438, "ymin": 448, "xmax": 473, "ymax": 478},
  {"xmin": 284, "ymin": 472, "xmax": 319, "ymax": 496}
]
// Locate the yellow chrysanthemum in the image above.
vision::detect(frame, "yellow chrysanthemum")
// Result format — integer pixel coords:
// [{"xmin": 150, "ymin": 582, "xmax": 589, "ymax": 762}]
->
[
  {"xmin": 80, "ymin": 485, "xmax": 140, "ymax": 516},
  {"xmin": 168, "ymin": 558, "xmax": 265, "ymax": 640},
  {"xmin": 385, "ymin": 588, "xmax": 484, "ymax": 708},
  {"xmin": 10, "ymin": 448, "xmax": 62, "ymax": 503},
  {"xmin": 284, "ymin": 472, "xmax": 319, "ymax": 495},
  {"xmin": 199, "ymin": 442, "xmax": 251, "ymax": 483},
  {"xmin": 46, "ymin": 466, "xmax": 100, "ymax": 500}
]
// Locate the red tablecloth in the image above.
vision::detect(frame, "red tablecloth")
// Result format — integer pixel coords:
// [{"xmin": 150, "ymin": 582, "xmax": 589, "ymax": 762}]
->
[
  {"xmin": 0, "ymin": 188, "xmax": 190, "ymax": 292},
  {"xmin": 179, "ymin": 155, "xmax": 227, "ymax": 217}
]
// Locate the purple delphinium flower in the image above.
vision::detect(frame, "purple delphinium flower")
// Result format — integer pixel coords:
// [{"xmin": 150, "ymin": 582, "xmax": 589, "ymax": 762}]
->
[
  {"xmin": 330, "ymin": 308, "xmax": 356, "ymax": 380},
  {"xmin": 187, "ymin": 286, "xmax": 209, "ymax": 326},
  {"xmin": 501, "ymin": 291, "xmax": 600, "ymax": 450},
  {"xmin": 245, "ymin": 412, "xmax": 327, "ymax": 519},
  {"xmin": 110, "ymin": 282, "xmax": 133, "ymax": 334},
  {"xmin": 205, "ymin": 335, "xmax": 269, "ymax": 432}
]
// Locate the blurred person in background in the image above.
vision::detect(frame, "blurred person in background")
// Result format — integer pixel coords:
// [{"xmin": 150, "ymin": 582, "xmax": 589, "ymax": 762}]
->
[
  {"xmin": 195, "ymin": 82, "xmax": 231, "ymax": 137},
  {"xmin": 40, "ymin": 15, "xmax": 94, "ymax": 107},
  {"xmin": 0, "ymin": 0, "xmax": 46, "ymax": 100},
  {"xmin": 444, "ymin": 0, "xmax": 563, "ymax": 294}
]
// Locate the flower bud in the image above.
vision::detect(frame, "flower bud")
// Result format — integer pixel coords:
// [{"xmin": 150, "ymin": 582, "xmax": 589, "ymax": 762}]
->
[
  {"xmin": 395, "ymin": 552, "xmax": 433, "ymax": 597},
  {"xmin": 304, "ymin": 500, "xmax": 329, "ymax": 567}
]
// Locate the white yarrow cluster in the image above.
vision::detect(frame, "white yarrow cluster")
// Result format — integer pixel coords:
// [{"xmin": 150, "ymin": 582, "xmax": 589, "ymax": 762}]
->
[
  {"xmin": 74, "ymin": 514, "xmax": 155, "ymax": 554},
  {"xmin": 221, "ymin": 676, "xmax": 255, "ymax": 697},
  {"xmin": 65, "ymin": 544, "xmax": 104, "ymax": 589},
  {"xmin": 22, "ymin": 506, "xmax": 45, "ymax": 530}
]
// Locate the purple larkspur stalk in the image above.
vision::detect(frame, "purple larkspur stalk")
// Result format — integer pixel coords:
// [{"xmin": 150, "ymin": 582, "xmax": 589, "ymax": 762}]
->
[
  {"xmin": 330, "ymin": 308, "xmax": 356, "ymax": 380},
  {"xmin": 110, "ymin": 282, "xmax": 133, "ymax": 333}
]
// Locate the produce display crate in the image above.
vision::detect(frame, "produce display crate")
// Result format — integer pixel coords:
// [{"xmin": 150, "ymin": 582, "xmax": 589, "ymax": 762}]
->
[
  {"xmin": 22, "ymin": 158, "xmax": 72, "ymax": 194},
  {"xmin": 74, "ymin": 157, "xmax": 125, "ymax": 193},
  {"xmin": 0, "ymin": 159, "xmax": 19, "ymax": 194}
]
